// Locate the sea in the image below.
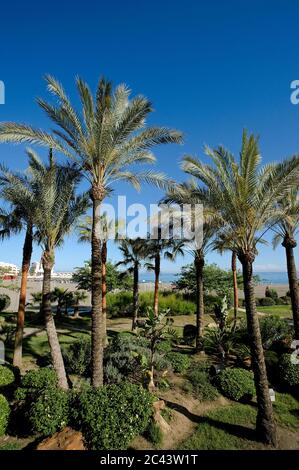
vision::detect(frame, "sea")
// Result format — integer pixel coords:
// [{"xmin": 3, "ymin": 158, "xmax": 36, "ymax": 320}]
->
[{"xmin": 139, "ymin": 271, "xmax": 298, "ymax": 285}]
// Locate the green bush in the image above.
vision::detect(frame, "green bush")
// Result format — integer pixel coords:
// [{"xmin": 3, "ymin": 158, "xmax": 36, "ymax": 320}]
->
[
  {"xmin": 265, "ymin": 287, "xmax": 278, "ymax": 300},
  {"xmin": 187, "ymin": 369, "xmax": 219, "ymax": 401},
  {"xmin": 15, "ymin": 367, "xmax": 57, "ymax": 401},
  {"xmin": 0, "ymin": 394, "xmax": 10, "ymax": 436},
  {"xmin": 146, "ymin": 420, "xmax": 163, "ymax": 445},
  {"xmin": 259, "ymin": 297, "xmax": 275, "ymax": 306},
  {"xmin": 278, "ymin": 353, "xmax": 299, "ymax": 388},
  {"xmin": 0, "ymin": 365, "xmax": 15, "ymax": 392},
  {"xmin": 0, "ymin": 295, "xmax": 11, "ymax": 312},
  {"xmin": 259, "ymin": 315, "xmax": 292, "ymax": 349},
  {"xmin": 63, "ymin": 337, "xmax": 91, "ymax": 376},
  {"xmin": 166, "ymin": 352, "xmax": 191, "ymax": 373},
  {"xmin": 71, "ymin": 383, "xmax": 154, "ymax": 449},
  {"xmin": 29, "ymin": 387, "xmax": 69, "ymax": 436},
  {"xmin": 214, "ymin": 368, "xmax": 255, "ymax": 402},
  {"xmin": 156, "ymin": 340, "xmax": 172, "ymax": 354}
]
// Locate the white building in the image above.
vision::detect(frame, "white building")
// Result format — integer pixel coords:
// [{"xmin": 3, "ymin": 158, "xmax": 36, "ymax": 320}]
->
[{"xmin": 0, "ymin": 261, "xmax": 19, "ymax": 277}]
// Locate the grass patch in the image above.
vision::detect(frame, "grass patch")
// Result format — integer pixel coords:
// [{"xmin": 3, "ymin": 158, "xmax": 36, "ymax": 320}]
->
[{"xmin": 257, "ymin": 305, "xmax": 292, "ymax": 317}]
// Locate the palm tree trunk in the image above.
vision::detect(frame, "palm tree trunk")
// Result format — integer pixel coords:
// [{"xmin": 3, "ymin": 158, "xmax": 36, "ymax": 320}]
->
[
  {"xmin": 42, "ymin": 252, "xmax": 68, "ymax": 390},
  {"xmin": 153, "ymin": 254, "xmax": 160, "ymax": 316},
  {"xmin": 132, "ymin": 263, "xmax": 139, "ymax": 330},
  {"xmin": 101, "ymin": 241, "xmax": 107, "ymax": 344},
  {"xmin": 13, "ymin": 223, "xmax": 33, "ymax": 368},
  {"xmin": 195, "ymin": 253, "xmax": 204, "ymax": 350},
  {"xmin": 239, "ymin": 252, "xmax": 277, "ymax": 446},
  {"xmin": 73, "ymin": 304, "xmax": 80, "ymax": 318},
  {"xmin": 232, "ymin": 251, "xmax": 239, "ymax": 328},
  {"xmin": 90, "ymin": 186, "xmax": 104, "ymax": 387},
  {"xmin": 282, "ymin": 236, "xmax": 299, "ymax": 339}
]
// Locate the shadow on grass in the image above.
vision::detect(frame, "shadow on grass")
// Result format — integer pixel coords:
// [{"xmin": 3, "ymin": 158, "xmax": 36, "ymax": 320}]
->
[{"xmin": 164, "ymin": 399, "xmax": 257, "ymax": 442}]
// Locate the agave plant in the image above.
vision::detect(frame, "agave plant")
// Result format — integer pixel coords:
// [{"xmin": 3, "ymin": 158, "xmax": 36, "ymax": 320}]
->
[{"xmin": 0, "ymin": 76, "xmax": 183, "ymax": 387}]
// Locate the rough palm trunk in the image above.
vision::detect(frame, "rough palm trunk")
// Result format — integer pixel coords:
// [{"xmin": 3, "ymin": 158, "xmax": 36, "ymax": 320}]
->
[
  {"xmin": 90, "ymin": 186, "xmax": 105, "ymax": 387},
  {"xmin": 101, "ymin": 241, "xmax": 107, "ymax": 344},
  {"xmin": 239, "ymin": 252, "xmax": 277, "ymax": 446},
  {"xmin": 195, "ymin": 254, "xmax": 204, "ymax": 350},
  {"xmin": 232, "ymin": 251, "xmax": 239, "ymax": 328},
  {"xmin": 42, "ymin": 252, "xmax": 68, "ymax": 390},
  {"xmin": 73, "ymin": 304, "xmax": 80, "ymax": 318},
  {"xmin": 282, "ymin": 236, "xmax": 299, "ymax": 339},
  {"xmin": 13, "ymin": 223, "xmax": 33, "ymax": 368},
  {"xmin": 153, "ymin": 254, "xmax": 160, "ymax": 316},
  {"xmin": 132, "ymin": 263, "xmax": 139, "ymax": 330}
]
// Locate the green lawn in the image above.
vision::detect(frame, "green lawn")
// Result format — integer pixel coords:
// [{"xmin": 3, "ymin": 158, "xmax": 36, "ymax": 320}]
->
[
  {"xmin": 179, "ymin": 392, "xmax": 299, "ymax": 450},
  {"xmin": 257, "ymin": 305, "xmax": 292, "ymax": 318}
]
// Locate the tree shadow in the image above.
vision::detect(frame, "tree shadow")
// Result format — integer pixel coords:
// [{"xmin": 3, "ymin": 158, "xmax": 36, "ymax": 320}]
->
[{"xmin": 164, "ymin": 399, "xmax": 257, "ymax": 442}]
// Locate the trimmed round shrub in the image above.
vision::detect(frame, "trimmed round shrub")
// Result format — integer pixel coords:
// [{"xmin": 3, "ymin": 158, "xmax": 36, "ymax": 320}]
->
[
  {"xmin": 259, "ymin": 297, "xmax": 275, "ymax": 307},
  {"xmin": 63, "ymin": 337, "xmax": 91, "ymax": 376},
  {"xmin": 15, "ymin": 367, "xmax": 57, "ymax": 401},
  {"xmin": 166, "ymin": 352, "xmax": 191, "ymax": 373},
  {"xmin": 0, "ymin": 365, "xmax": 15, "ymax": 390},
  {"xmin": 187, "ymin": 369, "xmax": 219, "ymax": 401},
  {"xmin": 29, "ymin": 387, "xmax": 69, "ymax": 436},
  {"xmin": 259, "ymin": 315, "xmax": 292, "ymax": 350},
  {"xmin": 278, "ymin": 353, "xmax": 299, "ymax": 388},
  {"xmin": 265, "ymin": 287, "xmax": 278, "ymax": 300},
  {"xmin": 71, "ymin": 383, "xmax": 154, "ymax": 450},
  {"xmin": 0, "ymin": 294, "xmax": 11, "ymax": 312},
  {"xmin": 214, "ymin": 368, "xmax": 255, "ymax": 402},
  {"xmin": 0, "ymin": 394, "xmax": 10, "ymax": 436}
]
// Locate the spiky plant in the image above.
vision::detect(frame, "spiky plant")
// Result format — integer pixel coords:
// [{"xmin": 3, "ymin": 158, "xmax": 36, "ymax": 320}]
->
[
  {"xmin": 0, "ymin": 76, "xmax": 183, "ymax": 386},
  {"xmin": 272, "ymin": 187, "xmax": 299, "ymax": 338},
  {"xmin": 179, "ymin": 130, "xmax": 299, "ymax": 445}
]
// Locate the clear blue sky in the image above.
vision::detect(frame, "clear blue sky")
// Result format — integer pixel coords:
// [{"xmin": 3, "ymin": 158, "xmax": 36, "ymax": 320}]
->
[{"xmin": 0, "ymin": 0, "xmax": 298, "ymax": 273}]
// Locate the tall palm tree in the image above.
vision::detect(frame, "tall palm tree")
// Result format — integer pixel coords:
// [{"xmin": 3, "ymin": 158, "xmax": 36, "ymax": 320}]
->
[
  {"xmin": 51, "ymin": 287, "xmax": 69, "ymax": 318},
  {"xmin": 145, "ymin": 229, "xmax": 184, "ymax": 316},
  {"xmin": 30, "ymin": 149, "xmax": 89, "ymax": 389},
  {"xmin": 272, "ymin": 187, "xmax": 299, "ymax": 338},
  {"xmin": 116, "ymin": 238, "xmax": 147, "ymax": 330},
  {"xmin": 0, "ymin": 166, "xmax": 37, "ymax": 368},
  {"xmin": 180, "ymin": 131, "xmax": 299, "ymax": 445},
  {"xmin": 0, "ymin": 76, "xmax": 183, "ymax": 387},
  {"xmin": 71, "ymin": 290, "xmax": 88, "ymax": 318}
]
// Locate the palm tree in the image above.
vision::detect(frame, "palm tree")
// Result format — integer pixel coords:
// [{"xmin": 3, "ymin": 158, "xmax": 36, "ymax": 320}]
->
[
  {"xmin": 272, "ymin": 187, "xmax": 299, "ymax": 338},
  {"xmin": 145, "ymin": 229, "xmax": 184, "ymax": 316},
  {"xmin": 116, "ymin": 238, "xmax": 147, "ymax": 330},
  {"xmin": 51, "ymin": 287, "xmax": 69, "ymax": 318},
  {"xmin": 30, "ymin": 149, "xmax": 89, "ymax": 389},
  {"xmin": 0, "ymin": 166, "xmax": 37, "ymax": 368},
  {"xmin": 180, "ymin": 130, "xmax": 299, "ymax": 445},
  {"xmin": 0, "ymin": 76, "xmax": 183, "ymax": 387},
  {"xmin": 163, "ymin": 187, "xmax": 219, "ymax": 349},
  {"xmin": 71, "ymin": 291, "xmax": 88, "ymax": 318}
]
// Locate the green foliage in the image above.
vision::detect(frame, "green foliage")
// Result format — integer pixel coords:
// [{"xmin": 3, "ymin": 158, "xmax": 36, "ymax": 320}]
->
[
  {"xmin": 71, "ymin": 383, "xmax": 154, "ymax": 450},
  {"xmin": 214, "ymin": 368, "xmax": 255, "ymax": 402},
  {"xmin": 259, "ymin": 315, "xmax": 292, "ymax": 349},
  {"xmin": 278, "ymin": 353, "xmax": 299, "ymax": 388},
  {"xmin": 0, "ymin": 365, "xmax": 15, "ymax": 390},
  {"xmin": 0, "ymin": 294, "xmax": 11, "ymax": 312},
  {"xmin": 265, "ymin": 287, "xmax": 278, "ymax": 300},
  {"xmin": 259, "ymin": 297, "xmax": 275, "ymax": 306},
  {"xmin": 187, "ymin": 368, "xmax": 219, "ymax": 401},
  {"xmin": 175, "ymin": 263, "xmax": 243, "ymax": 298},
  {"xmin": 63, "ymin": 337, "xmax": 91, "ymax": 376},
  {"xmin": 15, "ymin": 367, "xmax": 57, "ymax": 401},
  {"xmin": 0, "ymin": 394, "xmax": 10, "ymax": 436},
  {"xmin": 146, "ymin": 420, "xmax": 163, "ymax": 446},
  {"xmin": 73, "ymin": 260, "xmax": 132, "ymax": 292},
  {"xmin": 29, "ymin": 387, "xmax": 69, "ymax": 436},
  {"xmin": 166, "ymin": 352, "xmax": 191, "ymax": 373},
  {"xmin": 156, "ymin": 340, "xmax": 172, "ymax": 354}
]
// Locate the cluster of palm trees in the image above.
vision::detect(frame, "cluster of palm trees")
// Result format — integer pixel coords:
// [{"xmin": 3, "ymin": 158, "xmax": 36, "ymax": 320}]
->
[{"xmin": 0, "ymin": 76, "xmax": 298, "ymax": 447}]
